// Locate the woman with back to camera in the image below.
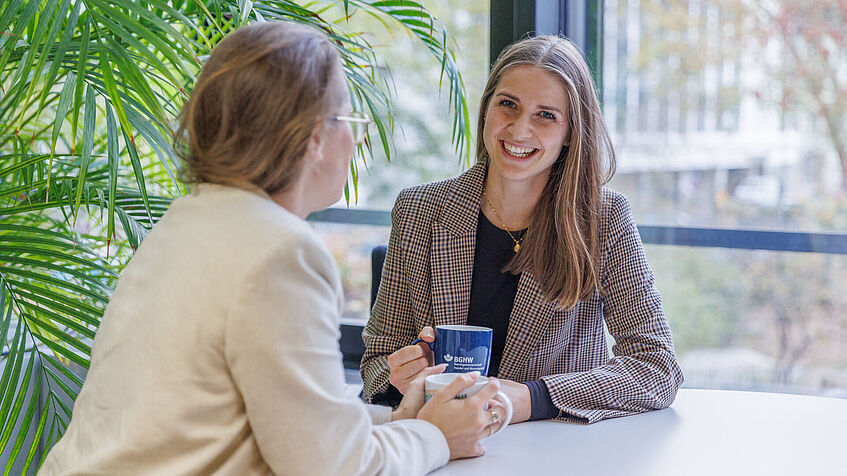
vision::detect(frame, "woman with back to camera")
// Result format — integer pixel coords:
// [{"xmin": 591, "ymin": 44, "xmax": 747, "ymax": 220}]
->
[
  {"xmin": 39, "ymin": 21, "xmax": 505, "ymax": 475},
  {"xmin": 361, "ymin": 35, "xmax": 684, "ymax": 424}
]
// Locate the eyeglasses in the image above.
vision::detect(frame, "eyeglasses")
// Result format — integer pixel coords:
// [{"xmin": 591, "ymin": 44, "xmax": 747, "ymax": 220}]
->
[{"xmin": 330, "ymin": 111, "xmax": 373, "ymax": 144}]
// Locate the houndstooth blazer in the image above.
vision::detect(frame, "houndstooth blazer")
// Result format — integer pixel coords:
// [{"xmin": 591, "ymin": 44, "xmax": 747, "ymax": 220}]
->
[{"xmin": 361, "ymin": 162, "xmax": 684, "ymax": 423}]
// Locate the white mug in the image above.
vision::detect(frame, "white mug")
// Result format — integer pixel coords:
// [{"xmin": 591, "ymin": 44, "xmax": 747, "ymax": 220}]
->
[{"xmin": 424, "ymin": 373, "xmax": 513, "ymax": 439}]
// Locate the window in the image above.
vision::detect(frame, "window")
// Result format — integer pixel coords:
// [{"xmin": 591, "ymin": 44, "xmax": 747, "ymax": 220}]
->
[
  {"xmin": 602, "ymin": 0, "xmax": 847, "ymax": 397},
  {"xmin": 604, "ymin": 0, "xmax": 846, "ymax": 231},
  {"xmin": 312, "ymin": 0, "xmax": 489, "ymax": 319},
  {"xmin": 316, "ymin": 0, "xmax": 847, "ymax": 398}
]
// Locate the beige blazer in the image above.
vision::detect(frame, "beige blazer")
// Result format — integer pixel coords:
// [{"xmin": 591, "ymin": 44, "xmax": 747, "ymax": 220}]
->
[
  {"xmin": 362, "ymin": 162, "xmax": 683, "ymax": 423},
  {"xmin": 40, "ymin": 183, "xmax": 448, "ymax": 475}
]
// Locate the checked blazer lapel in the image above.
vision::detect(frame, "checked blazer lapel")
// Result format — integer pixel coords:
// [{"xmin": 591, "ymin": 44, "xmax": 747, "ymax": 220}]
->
[
  {"xmin": 430, "ymin": 223, "xmax": 475, "ymax": 327},
  {"xmin": 430, "ymin": 163, "xmax": 487, "ymax": 328},
  {"xmin": 497, "ymin": 273, "xmax": 557, "ymax": 382}
]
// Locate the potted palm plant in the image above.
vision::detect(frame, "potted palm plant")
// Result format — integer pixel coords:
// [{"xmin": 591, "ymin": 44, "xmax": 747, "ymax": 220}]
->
[{"xmin": 0, "ymin": 1, "xmax": 471, "ymax": 472}]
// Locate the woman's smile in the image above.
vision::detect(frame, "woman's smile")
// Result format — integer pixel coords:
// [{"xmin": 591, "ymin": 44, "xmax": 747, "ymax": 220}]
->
[
  {"xmin": 483, "ymin": 64, "xmax": 570, "ymax": 187},
  {"xmin": 501, "ymin": 139, "xmax": 539, "ymax": 159}
]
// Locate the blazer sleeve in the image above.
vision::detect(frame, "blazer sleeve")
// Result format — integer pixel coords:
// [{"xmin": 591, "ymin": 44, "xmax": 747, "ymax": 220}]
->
[
  {"xmin": 225, "ymin": 234, "xmax": 448, "ymax": 475},
  {"xmin": 360, "ymin": 191, "xmax": 421, "ymax": 404},
  {"xmin": 541, "ymin": 193, "xmax": 684, "ymax": 424}
]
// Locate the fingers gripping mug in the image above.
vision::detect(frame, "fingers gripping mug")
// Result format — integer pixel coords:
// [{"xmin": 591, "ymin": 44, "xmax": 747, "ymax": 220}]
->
[
  {"xmin": 413, "ymin": 325, "xmax": 493, "ymax": 375},
  {"xmin": 424, "ymin": 373, "xmax": 513, "ymax": 439}
]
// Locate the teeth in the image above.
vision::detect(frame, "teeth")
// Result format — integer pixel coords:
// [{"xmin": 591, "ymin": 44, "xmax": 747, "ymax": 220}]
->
[{"xmin": 503, "ymin": 142, "xmax": 536, "ymax": 157}]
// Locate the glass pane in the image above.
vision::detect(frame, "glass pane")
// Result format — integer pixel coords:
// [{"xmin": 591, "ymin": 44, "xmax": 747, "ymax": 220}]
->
[
  {"xmin": 648, "ymin": 245, "xmax": 847, "ymax": 397},
  {"xmin": 312, "ymin": 222, "xmax": 390, "ymax": 319},
  {"xmin": 335, "ymin": 0, "xmax": 490, "ymax": 209},
  {"xmin": 600, "ymin": 0, "xmax": 847, "ymax": 397},
  {"xmin": 602, "ymin": 0, "xmax": 847, "ymax": 232},
  {"xmin": 314, "ymin": 0, "xmax": 489, "ymax": 321}
]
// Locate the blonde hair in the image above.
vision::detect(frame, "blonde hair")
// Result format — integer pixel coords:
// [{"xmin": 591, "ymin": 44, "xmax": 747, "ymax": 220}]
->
[
  {"xmin": 477, "ymin": 36, "xmax": 616, "ymax": 309},
  {"xmin": 176, "ymin": 21, "xmax": 340, "ymax": 194}
]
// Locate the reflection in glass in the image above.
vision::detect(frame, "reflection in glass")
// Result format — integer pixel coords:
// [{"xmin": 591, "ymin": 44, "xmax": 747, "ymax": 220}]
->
[{"xmin": 603, "ymin": 0, "xmax": 847, "ymax": 232}]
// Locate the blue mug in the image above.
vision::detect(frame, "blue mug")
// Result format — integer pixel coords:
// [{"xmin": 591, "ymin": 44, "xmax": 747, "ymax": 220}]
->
[{"xmin": 413, "ymin": 325, "xmax": 493, "ymax": 375}]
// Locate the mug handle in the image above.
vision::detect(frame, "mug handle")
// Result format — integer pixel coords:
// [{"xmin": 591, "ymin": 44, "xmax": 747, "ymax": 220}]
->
[
  {"xmin": 411, "ymin": 338, "xmax": 434, "ymax": 350},
  {"xmin": 487, "ymin": 391, "xmax": 513, "ymax": 439}
]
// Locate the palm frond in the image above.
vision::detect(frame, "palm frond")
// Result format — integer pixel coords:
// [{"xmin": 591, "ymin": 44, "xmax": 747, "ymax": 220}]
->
[
  {"xmin": 1, "ymin": 1, "xmax": 470, "ymax": 473},
  {"xmin": 0, "ymin": 224, "xmax": 115, "ymax": 473},
  {"xmin": 350, "ymin": 0, "xmax": 472, "ymax": 160}
]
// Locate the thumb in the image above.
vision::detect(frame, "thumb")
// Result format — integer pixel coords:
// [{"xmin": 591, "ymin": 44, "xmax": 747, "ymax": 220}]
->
[
  {"xmin": 408, "ymin": 364, "xmax": 448, "ymax": 393},
  {"xmin": 430, "ymin": 372, "xmax": 479, "ymax": 404},
  {"xmin": 419, "ymin": 326, "xmax": 435, "ymax": 342},
  {"xmin": 419, "ymin": 363, "xmax": 447, "ymax": 379}
]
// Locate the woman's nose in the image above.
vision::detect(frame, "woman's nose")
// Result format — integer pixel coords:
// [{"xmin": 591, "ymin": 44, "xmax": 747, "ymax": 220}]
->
[{"xmin": 508, "ymin": 113, "xmax": 533, "ymax": 139}]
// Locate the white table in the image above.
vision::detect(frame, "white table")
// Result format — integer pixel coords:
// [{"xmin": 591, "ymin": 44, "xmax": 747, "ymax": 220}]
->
[{"xmin": 432, "ymin": 389, "xmax": 847, "ymax": 476}]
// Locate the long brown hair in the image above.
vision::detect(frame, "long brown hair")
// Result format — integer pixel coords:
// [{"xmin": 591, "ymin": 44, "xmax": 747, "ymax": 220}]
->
[
  {"xmin": 175, "ymin": 21, "xmax": 340, "ymax": 194},
  {"xmin": 477, "ymin": 36, "xmax": 617, "ymax": 309}
]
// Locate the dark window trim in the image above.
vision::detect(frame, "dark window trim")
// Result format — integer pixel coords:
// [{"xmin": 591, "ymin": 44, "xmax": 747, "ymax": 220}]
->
[
  {"xmin": 308, "ymin": 208, "xmax": 847, "ymax": 255},
  {"xmin": 490, "ymin": 0, "xmax": 603, "ymax": 89}
]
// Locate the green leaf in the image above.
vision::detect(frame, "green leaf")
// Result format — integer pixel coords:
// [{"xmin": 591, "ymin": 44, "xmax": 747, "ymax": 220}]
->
[
  {"xmin": 240, "ymin": 0, "xmax": 254, "ymax": 24},
  {"xmin": 86, "ymin": 6, "xmax": 185, "ymax": 89},
  {"xmin": 121, "ymin": 129, "xmax": 153, "ymax": 227},
  {"xmin": 23, "ymin": 314, "xmax": 93, "ymax": 356},
  {"xmin": 3, "ymin": 357, "xmax": 41, "ymax": 475},
  {"xmin": 41, "ymin": 354, "xmax": 84, "ymax": 391},
  {"xmin": 12, "ymin": 302, "xmax": 97, "ymax": 340},
  {"xmin": 0, "ymin": 301, "xmax": 21, "ymax": 403},
  {"xmin": 95, "ymin": 0, "xmax": 200, "ymax": 66},
  {"xmin": 34, "ymin": 337, "xmax": 90, "ymax": 369},
  {"xmin": 10, "ymin": 284, "xmax": 103, "ymax": 323},
  {"xmin": 0, "ymin": 283, "xmax": 13, "ymax": 351},
  {"xmin": 110, "ymin": 53, "xmax": 166, "ymax": 123},
  {"xmin": 0, "ymin": 0, "xmax": 25, "ymax": 38},
  {"xmin": 15, "ymin": 0, "xmax": 65, "ymax": 134},
  {"xmin": 0, "ymin": 245, "xmax": 116, "ymax": 277},
  {"xmin": 73, "ymin": 84, "xmax": 97, "ymax": 221},
  {"xmin": 123, "ymin": 105, "xmax": 179, "ymax": 191},
  {"xmin": 0, "ymin": 154, "xmax": 51, "ymax": 180},
  {"xmin": 0, "ymin": 319, "xmax": 28, "ymax": 448},
  {"xmin": 0, "ymin": 255, "xmax": 108, "ymax": 287},
  {"xmin": 2, "ymin": 266, "xmax": 108, "ymax": 305},
  {"xmin": 35, "ymin": 0, "xmax": 82, "ymax": 116},
  {"xmin": 71, "ymin": 17, "xmax": 91, "ymax": 155},
  {"xmin": 20, "ymin": 394, "xmax": 50, "ymax": 474},
  {"xmin": 105, "ymin": 104, "xmax": 119, "ymax": 248},
  {"xmin": 51, "ymin": 73, "xmax": 76, "ymax": 155},
  {"xmin": 0, "ymin": 0, "xmax": 38, "ymax": 82}
]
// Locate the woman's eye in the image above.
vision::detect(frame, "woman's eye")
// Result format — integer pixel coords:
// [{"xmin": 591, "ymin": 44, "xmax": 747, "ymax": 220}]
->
[
  {"xmin": 539, "ymin": 111, "xmax": 556, "ymax": 120},
  {"xmin": 498, "ymin": 99, "xmax": 516, "ymax": 108}
]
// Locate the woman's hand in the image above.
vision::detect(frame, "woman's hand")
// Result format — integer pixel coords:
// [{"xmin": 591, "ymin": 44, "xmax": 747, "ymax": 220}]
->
[
  {"xmin": 387, "ymin": 326, "xmax": 435, "ymax": 394},
  {"xmin": 391, "ymin": 364, "xmax": 447, "ymax": 421},
  {"xmin": 496, "ymin": 379, "xmax": 531, "ymax": 423},
  {"xmin": 417, "ymin": 372, "xmax": 502, "ymax": 460}
]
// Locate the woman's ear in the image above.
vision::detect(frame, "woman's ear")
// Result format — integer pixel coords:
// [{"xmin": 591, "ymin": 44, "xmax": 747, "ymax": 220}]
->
[{"xmin": 306, "ymin": 120, "xmax": 325, "ymax": 163}]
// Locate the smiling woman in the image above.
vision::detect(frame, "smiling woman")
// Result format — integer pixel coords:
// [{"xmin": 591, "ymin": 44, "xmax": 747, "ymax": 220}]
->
[
  {"xmin": 482, "ymin": 66, "xmax": 572, "ymax": 229},
  {"xmin": 361, "ymin": 35, "xmax": 683, "ymax": 427}
]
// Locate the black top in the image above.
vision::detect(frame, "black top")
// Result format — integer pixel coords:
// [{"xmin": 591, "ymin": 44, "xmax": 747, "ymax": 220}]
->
[
  {"xmin": 466, "ymin": 210, "xmax": 524, "ymax": 378},
  {"xmin": 467, "ymin": 211, "xmax": 558, "ymax": 421},
  {"xmin": 370, "ymin": 210, "xmax": 559, "ymax": 420}
]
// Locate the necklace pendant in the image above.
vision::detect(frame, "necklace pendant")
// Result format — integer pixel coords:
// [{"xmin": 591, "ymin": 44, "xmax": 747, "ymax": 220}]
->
[{"xmin": 513, "ymin": 243, "xmax": 520, "ymax": 252}]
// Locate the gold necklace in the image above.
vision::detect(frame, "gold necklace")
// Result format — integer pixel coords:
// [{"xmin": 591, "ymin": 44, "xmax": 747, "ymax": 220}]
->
[{"xmin": 482, "ymin": 188, "xmax": 527, "ymax": 253}]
